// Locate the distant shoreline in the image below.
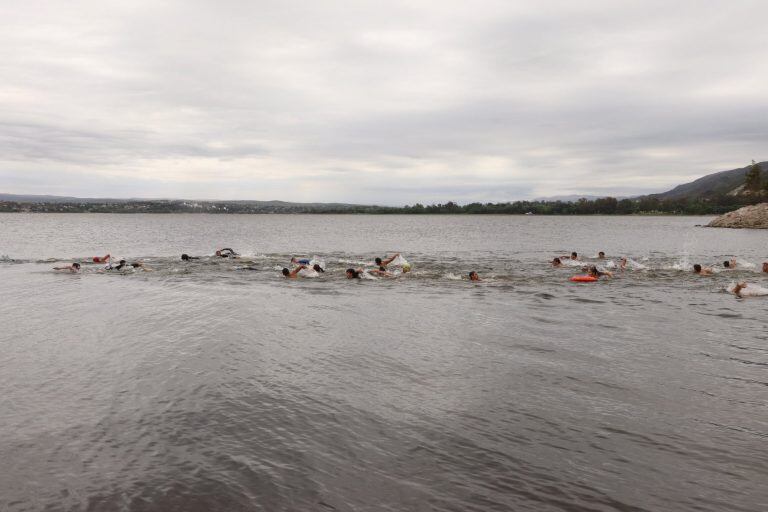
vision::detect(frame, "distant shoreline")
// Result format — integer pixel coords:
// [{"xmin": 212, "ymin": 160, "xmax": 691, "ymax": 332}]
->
[
  {"xmin": 0, "ymin": 210, "xmax": 716, "ymax": 217},
  {"xmin": 0, "ymin": 197, "xmax": 754, "ymax": 216}
]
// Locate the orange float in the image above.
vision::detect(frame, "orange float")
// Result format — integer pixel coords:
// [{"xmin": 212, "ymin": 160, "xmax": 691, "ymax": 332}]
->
[{"xmin": 570, "ymin": 275, "xmax": 598, "ymax": 283}]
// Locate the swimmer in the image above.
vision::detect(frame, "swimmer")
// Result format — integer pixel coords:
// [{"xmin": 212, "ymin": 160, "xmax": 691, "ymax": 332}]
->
[
  {"xmin": 598, "ymin": 251, "xmax": 605, "ymax": 259},
  {"xmin": 731, "ymin": 281, "xmax": 768, "ymax": 298},
  {"xmin": 402, "ymin": 263, "xmax": 412, "ymax": 273},
  {"xmin": 312, "ymin": 264, "xmax": 325, "ymax": 273},
  {"xmin": 561, "ymin": 252, "xmax": 578, "ymax": 260},
  {"xmin": 111, "ymin": 259, "xmax": 128, "ymax": 270},
  {"xmin": 53, "ymin": 262, "xmax": 81, "ymax": 273},
  {"xmin": 92, "ymin": 254, "xmax": 110, "ymax": 263},
  {"xmin": 346, "ymin": 268, "xmax": 362, "ymax": 279},
  {"xmin": 374, "ymin": 253, "xmax": 400, "ymax": 271},
  {"xmin": 281, "ymin": 265, "xmax": 306, "ymax": 278},
  {"xmin": 693, "ymin": 264, "xmax": 713, "ymax": 276},
  {"xmin": 588, "ymin": 266, "xmax": 612, "ymax": 279},
  {"xmin": 469, "ymin": 271, "xmax": 481, "ymax": 281},
  {"xmin": 733, "ymin": 282, "xmax": 747, "ymax": 298},
  {"xmin": 723, "ymin": 259, "xmax": 737, "ymax": 269},
  {"xmin": 215, "ymin": 248, "xmax": 238, "ymax": 258},
  {"xmin": 552, "ymin": 257, "xmax": 562, "ymax": 267},
  {"xmin": 291, "ymin": 257, "xmax": 311, "ymax": 265},
  {"xmin": 107, "ymin": 260, "xmax": 151, "ymax": 271},
  {"xmin": 181, "ymin": 254, "xmax": 199, "ymax": 261}
]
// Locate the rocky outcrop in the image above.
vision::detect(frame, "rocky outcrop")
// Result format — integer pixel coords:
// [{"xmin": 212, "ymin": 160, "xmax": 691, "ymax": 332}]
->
[{"xmin": 707, "ymin": 203, "xmax": 768, "ymax": 229}]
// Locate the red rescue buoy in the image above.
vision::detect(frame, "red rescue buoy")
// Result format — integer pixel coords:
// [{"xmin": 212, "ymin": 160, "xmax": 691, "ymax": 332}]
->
[{"xmin": 570, "ymin": 275, "xmax": 598, "ymax": 283}]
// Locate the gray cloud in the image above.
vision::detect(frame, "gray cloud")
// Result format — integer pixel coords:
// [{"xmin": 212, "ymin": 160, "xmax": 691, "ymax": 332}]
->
[{"xmin": 0, "ymin": 0, "xmax": 766, "ymax": 204}]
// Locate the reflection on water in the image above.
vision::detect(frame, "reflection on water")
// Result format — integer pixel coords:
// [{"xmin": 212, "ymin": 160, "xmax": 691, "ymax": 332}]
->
[{"xmin": 0, "ymin": 214, "xmax": 767, "ymax": 512}]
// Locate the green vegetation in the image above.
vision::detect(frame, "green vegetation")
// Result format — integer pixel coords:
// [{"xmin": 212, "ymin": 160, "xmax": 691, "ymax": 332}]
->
[
  {"xmin": 0, "ymin": 193, "xmax": 763, "ymax": 215},
  {"xmin": 1, "ymin": 160, "xmax": 764, "ymax": 215},
  {"xmin": 745, "ymin": 160, "xmax": 763, "ymax": 192}
]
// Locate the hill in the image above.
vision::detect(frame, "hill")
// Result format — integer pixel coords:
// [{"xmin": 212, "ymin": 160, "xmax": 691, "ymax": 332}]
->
[{"xmin": 648, "ymin": 161, "xmax": 767, "ymax": 200}]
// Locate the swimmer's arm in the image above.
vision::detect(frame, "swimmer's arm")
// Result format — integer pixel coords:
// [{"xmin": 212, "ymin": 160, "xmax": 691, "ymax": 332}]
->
[
  {"xmin": 290, "ymin": 265, "xmax": 306, "ymax": 277},
  {"xmin": 381, "ymin": 253, "xmax": 399, "ymax": 266}
]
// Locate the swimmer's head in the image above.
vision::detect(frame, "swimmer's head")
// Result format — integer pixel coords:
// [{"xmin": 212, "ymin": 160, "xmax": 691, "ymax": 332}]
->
[
  {"xmin": 375, "ymin": 257, "xmax": 382, "ymax": 266},
  {"xmin": 552, "ymin": 257, "xmax": 561, "ymax": 266},
  {"xmin": 598, "ymin": 251, "xmax": 605, "ymax": 259},
  {"xmin": 72, "ymin": 262, "xmax": 81, "ymax": 269},
  {"xmin": 763, "ymin": 262, "xmax": 768, "ymax": 273},
  {"xmin": 469, "ymin": 271, "xmax": 479, "ymax": 281},
  {"xmin": 723, "ymin": 260, "xmax": 730, "ymax": 268},
  {"xmin": 571, "ymin": 252, "xmax": 578, "ymax": 259},
  {"xmin": 313, "ymin": 264, "xmax": 325, "ymax": 273},
  {"xmin": 282, "ymin": 268, "xmax": 290, "ymax": 277},
  {"xmin": 588, "ymin": 266, "xmax": 599, "ymax": 277},
  {"xmin": 693, "ymin": 264, "xmax": 702, "ymax": 273},
  {"xmin": 215, "ymin": 250, "xmax": 222, "ymax": 257},
  {"xmin": 346, "ymin": 268, "xmax": 360, "ymax": 279},
  {"xmin": 181, "ymin": 253, "xmax": 190, "ymax": 261},
  {"xmin": 402, "ymin": 263, "xmax": 411, "ymax": 273}
]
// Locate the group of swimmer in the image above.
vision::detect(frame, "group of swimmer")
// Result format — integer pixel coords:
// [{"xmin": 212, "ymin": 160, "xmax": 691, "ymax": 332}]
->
[
  {"xmin": 52, "ymin": 249, "xmax": 487, "ymax": 281},
  {"xmin": 53, "ymin": 254, "xmax": 150, "ymax": 273},
  {"xmin": 549, "ymin": 251, "xmax": 768, "ymax": 296},
  {"xmin": 551, "ymin": 251, "xmax": 614, "ymax": 280},
  {"xmin": 51, "ymin": 248, "xmax": 768, "ymax": 296},
  {"xmin": 691, "ymin": 260, "xmax": 768, "ymax": 297}
]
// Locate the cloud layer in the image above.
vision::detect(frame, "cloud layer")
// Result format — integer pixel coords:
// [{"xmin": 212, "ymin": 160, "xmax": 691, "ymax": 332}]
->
[{"xmin": 1, "ymin": 0, "xmax": 766, "ymax": 204}]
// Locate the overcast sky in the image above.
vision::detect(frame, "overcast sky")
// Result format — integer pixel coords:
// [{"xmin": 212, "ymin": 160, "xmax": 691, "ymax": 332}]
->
[{"xmin": 1, "ymin": 1, "xmax": 766, "ymax": 204}]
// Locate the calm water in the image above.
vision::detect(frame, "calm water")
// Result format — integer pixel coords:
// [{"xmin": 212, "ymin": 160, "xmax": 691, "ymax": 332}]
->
[{"xmin": 1, "ymin": 213, "xmax": 767, "ymax": 512}]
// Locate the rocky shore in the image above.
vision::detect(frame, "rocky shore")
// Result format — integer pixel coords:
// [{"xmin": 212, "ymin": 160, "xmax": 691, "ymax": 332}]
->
[{"xmin": 707, "ymin": 203, "xmax": 768, "ymax": 229}]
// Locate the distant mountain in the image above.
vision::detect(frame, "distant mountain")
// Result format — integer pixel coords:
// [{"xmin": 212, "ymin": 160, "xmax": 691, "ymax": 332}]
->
[
  {"xmin": 0, "ymin": 193, "xmax": 135, "ymax": 203},
  {"xmin": 647, "ymin": 161, "xmax": 766, "ymax": 200},
  {"xmin": 3, "ymin": 160, "xmax": 765, "ymax": 210},
  {"xmin": 533, "ymin": 194, "xmax": 630, "ymax": 203},
  {"xmin": 0, "ymin": 193, "xmax": 365, "ymax": 209}
]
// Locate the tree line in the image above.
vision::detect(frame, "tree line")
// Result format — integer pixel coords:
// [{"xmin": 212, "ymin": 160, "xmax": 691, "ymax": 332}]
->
[{"xmin": 2, "ymin": 161, "xmax": 765, "ymax": 215}]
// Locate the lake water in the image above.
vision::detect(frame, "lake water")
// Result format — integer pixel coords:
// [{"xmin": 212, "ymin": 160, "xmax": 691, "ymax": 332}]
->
[{"xmin": 1, "ymin": 213, "xmax": 766, "ymax": 512}]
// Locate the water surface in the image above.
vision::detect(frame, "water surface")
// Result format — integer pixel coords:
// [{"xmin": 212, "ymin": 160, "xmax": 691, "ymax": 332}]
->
[{"xmin": 1, "ymin": 214, "xmax": 766, "ymax": 512}]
